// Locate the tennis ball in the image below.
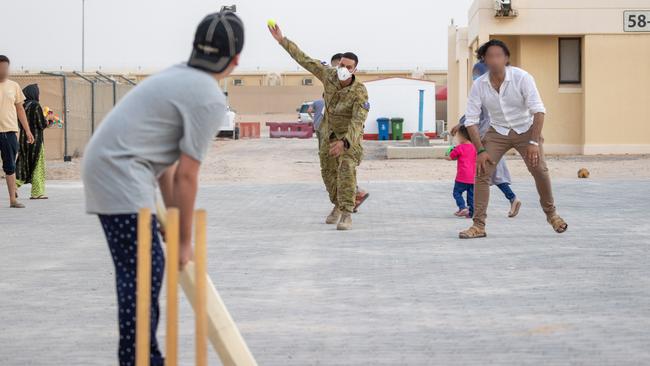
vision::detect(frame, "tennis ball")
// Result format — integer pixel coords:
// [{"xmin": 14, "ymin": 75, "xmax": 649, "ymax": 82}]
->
[
  {"xmin": 577, "ymin": 168, "xmax": 590, "ymax": 178},
  {"xmin": 267, "ymin": 19, "xmax": 276, "ymax": 28}
]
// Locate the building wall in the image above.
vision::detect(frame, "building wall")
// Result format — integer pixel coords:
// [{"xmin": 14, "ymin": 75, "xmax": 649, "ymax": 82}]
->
[
  {"xmin": 224, "ymin": 70, "xmax": 448, "ymax": 115},
  {"xmin": 518, "ymin": 36, "xmax": 585, "ymax": 154},
  {"xmin": 447, "ymin": 27, "xmax": 470, "ymax": 126},
  {"xmin": 583, "ymin": 34, "xmax": 650, "ymax": 154},
  {"xmin": 227, "ymin": 86, "xmax": 324, "ymax": 115},
  {"xmin": 468, "ymin": 0, "xmax": 650, "ymax": 45}
]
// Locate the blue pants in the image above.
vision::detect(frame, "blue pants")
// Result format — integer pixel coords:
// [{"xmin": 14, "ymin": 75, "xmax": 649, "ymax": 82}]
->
[
  {"xmin": 99, "ymin": 214, "xmax": 165, "ymax": 366},
  {"xmin": 496, "ymin": 182, "xmax": 516, "ymax": 202},
  {"xmin": 453, "ymin": 181, "xmax": 474, "ymax": 216}
]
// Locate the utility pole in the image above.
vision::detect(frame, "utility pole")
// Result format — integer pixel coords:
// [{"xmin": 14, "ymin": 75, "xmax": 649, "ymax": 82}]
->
[{"xmin": 82, "ymin": 0, "xmax": 86, "ymax": 72}]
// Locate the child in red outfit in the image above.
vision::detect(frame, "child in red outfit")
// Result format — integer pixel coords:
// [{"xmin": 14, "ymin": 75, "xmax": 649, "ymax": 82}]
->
[{"xmin": 446, "ymin": 125, "xmax": 477, "ymax": 218}]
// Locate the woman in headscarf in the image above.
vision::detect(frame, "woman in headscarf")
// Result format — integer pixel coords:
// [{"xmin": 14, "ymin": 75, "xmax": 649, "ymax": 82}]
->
[{"xmin": 16, "ymin": 84, "xmax": 48, "ymax": 199}]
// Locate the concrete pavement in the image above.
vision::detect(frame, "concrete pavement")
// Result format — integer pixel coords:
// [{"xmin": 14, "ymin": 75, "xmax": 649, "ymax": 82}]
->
[{"xmin": 0, "ymin": 178, "xmax": 649, "ymax": 365}]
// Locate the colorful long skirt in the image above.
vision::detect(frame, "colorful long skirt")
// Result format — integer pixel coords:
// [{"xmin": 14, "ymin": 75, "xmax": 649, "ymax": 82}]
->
[{"xmin": 17, "ymin": 144, "xmax": 47, "ymax": 198}]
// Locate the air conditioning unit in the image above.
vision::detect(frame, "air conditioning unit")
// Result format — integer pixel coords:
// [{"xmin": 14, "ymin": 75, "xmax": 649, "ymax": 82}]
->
[
  {"xmin": 233, "ymin": 79, "xmax": 244, "ymax": 86},
  {"xmin": 302, "ymin": 78, "xmax": 313, "ymax": 86},
  {"xmin": 494, "ymin": 0, "xmax": 517, "ymax": 17}
]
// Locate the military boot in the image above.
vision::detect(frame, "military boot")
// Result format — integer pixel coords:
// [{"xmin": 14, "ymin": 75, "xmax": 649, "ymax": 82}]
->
[
  {"xmin": 337, "ymin": 212, "xmax": 352, "ymax": 231},
  {"xmin": 326, "ymin": 206, "xmax": 342, "ymax": 224}
]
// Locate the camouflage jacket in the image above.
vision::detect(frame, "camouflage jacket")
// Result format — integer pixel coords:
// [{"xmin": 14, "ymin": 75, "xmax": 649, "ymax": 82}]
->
[{"xmin": 280, "ymin": 37, "xmax": 369, "ymax": 150}]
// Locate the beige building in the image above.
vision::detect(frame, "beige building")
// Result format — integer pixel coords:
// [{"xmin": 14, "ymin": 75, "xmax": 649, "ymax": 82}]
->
[
  {"xmin": 214, "ymin": 70, "xmax": 447, "ymax": 116},
  {"xmin": 219, "ymin": 70, "xmax": 447, "ymax": 88},
  {"xmin": 448, "ymin": 0, "xmax": 650, "ymax": 154},
  {"xmin": 133, "ymin": 69, "xmax": 447, "ymax": 117}
]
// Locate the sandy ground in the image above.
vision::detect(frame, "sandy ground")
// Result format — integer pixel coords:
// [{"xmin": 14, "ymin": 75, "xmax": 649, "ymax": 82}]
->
[{"xmin": 44, "ymin": 136, "xmax": 650, "ymax": 184}]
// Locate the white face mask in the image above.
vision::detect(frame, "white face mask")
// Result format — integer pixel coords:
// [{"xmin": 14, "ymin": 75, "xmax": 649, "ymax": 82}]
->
[{"xmin": 337, "ymin": 66, "xmax": 352, "ymax": 81}]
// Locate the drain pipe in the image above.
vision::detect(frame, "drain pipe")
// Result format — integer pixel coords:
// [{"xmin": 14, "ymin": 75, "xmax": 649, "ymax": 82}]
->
[
  {"xmin": 40, "ymin": 71, "xmax": 71, "ymax": 161},
  {"xmin": 73, "ymin": 71, "xmax": 96, "ymax": 134},
  {"xmin": 96, "ymin": 71, "xmax": 117, "ymax": 105}
]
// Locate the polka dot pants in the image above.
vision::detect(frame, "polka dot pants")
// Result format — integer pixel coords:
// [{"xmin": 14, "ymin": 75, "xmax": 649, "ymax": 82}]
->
[{"xmin": 99, "ymin": 214, "xmax": 165, "ymax": 366}]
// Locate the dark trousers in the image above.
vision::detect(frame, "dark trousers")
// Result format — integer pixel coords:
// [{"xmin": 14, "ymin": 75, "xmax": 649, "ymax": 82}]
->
[
  {"xmin": 496, "ymin": 182, "xmax": 516, "ymax": 202},
  {"xmin": 453, "ymin": 181, "xmax": 474, "ymax": 216},
  {"xmin": 0, "ymin": 131, "xmax": 19, "ymax": 175},
  {"xmin": 99, "ymin": 214, "xmax": 165, "ymax": 366}
]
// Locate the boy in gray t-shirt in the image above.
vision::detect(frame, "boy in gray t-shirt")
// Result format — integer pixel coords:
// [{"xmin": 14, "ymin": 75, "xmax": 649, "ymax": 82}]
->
[{"xmin": 82, "ymin": 10, "xmax": 244, "ymax": 365}]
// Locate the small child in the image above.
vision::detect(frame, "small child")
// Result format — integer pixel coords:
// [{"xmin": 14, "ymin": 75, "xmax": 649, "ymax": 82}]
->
[{"xmin": 446, "ymin": 125, "xmax": 477, "ymax": 218}]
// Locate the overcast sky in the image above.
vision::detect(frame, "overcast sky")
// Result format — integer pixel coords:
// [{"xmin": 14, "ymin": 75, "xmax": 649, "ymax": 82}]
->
[{"xmin": 1, "ymin": 0, "xmax": 473, "ymax": 73}]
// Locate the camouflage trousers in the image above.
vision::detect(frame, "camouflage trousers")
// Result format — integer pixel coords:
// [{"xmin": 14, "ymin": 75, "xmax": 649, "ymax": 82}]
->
[{"xmin": 319, "ymin": 137, "xmax": 362, "ymax": 213}]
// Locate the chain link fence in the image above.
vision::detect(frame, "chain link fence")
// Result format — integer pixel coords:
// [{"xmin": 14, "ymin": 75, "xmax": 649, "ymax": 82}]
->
[{"xmin": 10, "ymin": 73, "xmax": 136, "ymax": 161}]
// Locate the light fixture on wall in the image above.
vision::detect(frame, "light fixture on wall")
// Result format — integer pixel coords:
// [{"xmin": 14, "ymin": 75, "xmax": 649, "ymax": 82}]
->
[{"xmin": 494, "ymin": 0, "xmax": 518, "ymax": 17}]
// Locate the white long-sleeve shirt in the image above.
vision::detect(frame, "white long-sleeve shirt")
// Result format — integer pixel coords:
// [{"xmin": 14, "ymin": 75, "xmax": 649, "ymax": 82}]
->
[{"xmin": 465, "ymin": 66, "xmax": 546, "ymax": 136}]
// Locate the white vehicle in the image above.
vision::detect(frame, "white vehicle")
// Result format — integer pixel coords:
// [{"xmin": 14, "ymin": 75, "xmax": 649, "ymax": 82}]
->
[
  {"xmin": 297, "ymin": 101, "xmax": 314, "ymax": 123},
  {"xmin": 217, "ymin": 106, "xmax": 237, "ymax": 138}
]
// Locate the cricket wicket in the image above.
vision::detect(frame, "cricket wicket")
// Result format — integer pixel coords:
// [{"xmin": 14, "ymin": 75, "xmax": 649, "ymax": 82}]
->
[{"xmin": 136, "ymin": 206, "xmax": 256, "ymax": 366}]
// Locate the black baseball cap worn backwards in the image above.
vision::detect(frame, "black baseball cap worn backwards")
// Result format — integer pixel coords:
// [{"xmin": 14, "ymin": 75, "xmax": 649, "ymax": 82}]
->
[{"xmin": 188, "ymin": 10, "xmax": 245, "ymax": 73}]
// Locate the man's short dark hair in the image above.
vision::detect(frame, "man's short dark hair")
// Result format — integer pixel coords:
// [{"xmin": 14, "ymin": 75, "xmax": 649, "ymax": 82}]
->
[
  {"xmin": 331, "ymin": 53, "xmax": 343, "ymax": 63},
  {"xmin": 341, "ymin": 52, "xmax": 358, "ymax": 66},
  {"xmin": 476, "ymin": 39, "xmax": 510, "ymax": 64},
  {"xmin": 458, "ymin": 125, "xmax": 471, "ymax": 141},
  {"xmin": 0, "ymin": 55, "xmax": 9, "ymax": 64}
]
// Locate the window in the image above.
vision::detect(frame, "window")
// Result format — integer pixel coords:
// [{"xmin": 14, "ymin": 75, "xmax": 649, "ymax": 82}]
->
[
  {"xmin": 302, "ymin": 78, "xmax": 313, "ymax": 86},
  {"xmin": 559, "ymin": 38, "xmax": 581, "ymax": 84},
  {"xmin": 233, "ymin": 79, "xmax": 244, "ymax": 86}
]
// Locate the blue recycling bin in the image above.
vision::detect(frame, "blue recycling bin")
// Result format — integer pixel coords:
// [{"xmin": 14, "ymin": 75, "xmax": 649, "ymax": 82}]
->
[{"xmin": 377, "ymin": 117, "xmax": 390, "ymax": 140}]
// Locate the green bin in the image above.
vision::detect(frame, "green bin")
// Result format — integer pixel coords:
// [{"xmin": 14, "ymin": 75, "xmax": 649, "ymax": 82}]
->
[{"xmin": 390, "ymin": 117, "xmax": 404, "ymax": 140}]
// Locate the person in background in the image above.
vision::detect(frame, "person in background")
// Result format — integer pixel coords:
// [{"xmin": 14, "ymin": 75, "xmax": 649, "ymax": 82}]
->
[
  {"xmin": 452, "ymin": 61, "xmax": 521, "ymax": 218},
  {"xmin": 16, "ymin": 84, "xmax": 50, "ymax": 199},
  {"xmin": 459, "ymin": 40, "xmax": 567, "ymax": 239},
  {"xmin": 446, "ymin": 125, "xmax": 476, "ymax": 218},
  {"xmin": 0, "ymin": 55, "xmax": 35, "ymax": 208},
  {"xmin": 311, "ymin": 98, "xmax": 325, "ymax": 148}
]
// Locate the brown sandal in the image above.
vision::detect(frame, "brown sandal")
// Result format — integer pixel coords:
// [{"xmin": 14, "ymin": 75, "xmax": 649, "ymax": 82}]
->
[
  {"xmin": 30, "ymin": 195, "xmax": 49, "ymax": 200},
  {"xmin": 547, "ymin": 214, "xmax": 568, "ymax": 233},
  {"xmin": 508, "ymin": 199, "xmax": 521, "ymax": 218},
  {"xmin": 459, "ymin": 225, "xmax": 487, "ymax": 239},
  {"xmin": 353, "ymin": 192, "xmax": 370, "ymax": 213}
]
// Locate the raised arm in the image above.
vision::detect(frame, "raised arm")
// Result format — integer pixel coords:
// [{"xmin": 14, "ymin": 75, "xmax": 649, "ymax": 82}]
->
[{"xmin": 268, "ymin": 24, "xmax": 329, "ymax": 82}]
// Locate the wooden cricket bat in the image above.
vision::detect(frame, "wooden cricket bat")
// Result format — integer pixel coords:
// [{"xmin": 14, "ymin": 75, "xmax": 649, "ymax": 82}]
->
[{"xmin": 156, "ymin": 203, "xmax": 257, "ymax": 366}]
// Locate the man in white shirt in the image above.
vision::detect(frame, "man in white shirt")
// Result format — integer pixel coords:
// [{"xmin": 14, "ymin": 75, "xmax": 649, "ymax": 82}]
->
[{"xmin": 459, "ymin": 40, "xmax": 568, "ymax": 239}]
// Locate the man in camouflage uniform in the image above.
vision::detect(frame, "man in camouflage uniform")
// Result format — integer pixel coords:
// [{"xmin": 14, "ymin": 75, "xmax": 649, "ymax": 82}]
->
[{"xmin": 269, "ymin": 23, "xmax": 369, "ymax": 230}]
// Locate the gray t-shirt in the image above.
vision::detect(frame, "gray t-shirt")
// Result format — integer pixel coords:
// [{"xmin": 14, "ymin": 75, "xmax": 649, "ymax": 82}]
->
[{"xmin": 82, "ymin": 64, "xmax": 226, "ymax": 214}]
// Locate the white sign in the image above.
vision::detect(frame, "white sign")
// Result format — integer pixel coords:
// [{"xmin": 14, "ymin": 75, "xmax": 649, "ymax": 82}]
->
[{"xmin": 624, "ymin": 10, "xmax": 650, "ymax": 32}]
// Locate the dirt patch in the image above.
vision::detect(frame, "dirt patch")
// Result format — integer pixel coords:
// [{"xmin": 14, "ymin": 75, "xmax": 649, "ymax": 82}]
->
[{"xmin": 37, "ymin": 137, "xmax": 650, "ymax": 184}]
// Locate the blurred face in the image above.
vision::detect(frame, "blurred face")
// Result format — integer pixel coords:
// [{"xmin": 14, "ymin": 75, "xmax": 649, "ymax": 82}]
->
[
  {"xmin": 484, "ymin": 45, "xmax": 509, "ymax": 74},
  {"xmin": 331, "ymin": 58, "xmax": 341, "ymax": 67},
  {"xmin": 0, "ymin": 62, "xmax": 9, "ymax": 82}
]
